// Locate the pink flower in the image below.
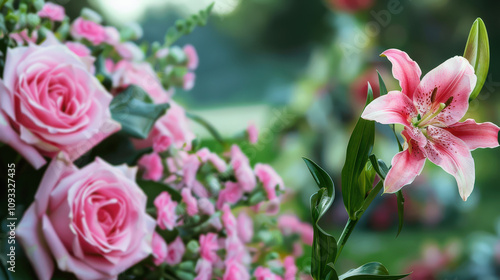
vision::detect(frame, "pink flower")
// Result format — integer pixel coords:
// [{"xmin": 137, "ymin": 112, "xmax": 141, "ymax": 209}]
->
[
  {"xmin": 17, "ymin": 156, "xmax": 155, "ymax": 280},
  {"xmin": 195, "ymin": 259, "xmax": 213, "ymax": 280},
  {"xmin": 223, "ymin": 259, "xmax": 250, "ymax": 280},
  {"xmin": 255, "ymin": 163, "xmax": 285, "ymax": 200},
  {"xmin": 217, "ymin": 182, "xmax": 244, "ymax": 209},
  {"xmin": 197, "ymin": 148, "xmax": 228, "ymax": 172},
  {"xmin": 199, "ymin": 233, "xmax": 219, "ymax": 263},
  {"xmin": 230, "ymin": 145, "xmax": 257, "ymax": 192},
  {"xmin": 184, "ymin": 44, "xmax": 199, "ymax": 70},
  {"xmin": 134, "ymin": 102, "xmax": 195, "ymax": 152},
  {"xmin": 237, "ymin": 212, "xmax": 253, "ymax": 243},
  {"xmin": 138, "ymin": 153, "xmax": 164, "ymax": 181},
  {"xmin": 182, "ymin": 154, "xmax": 202, "ymax": 186},
  {"xmin": 254, "ymin": 267, "xmax": 283, "ymax": 280},
  {"xmin": 152, "ymin": 232, "xmax": 168, "ymax": 266},
  {"xmin": 198, "ymin": 198, "xmax": 215, "ymax": 216},
  {"xmin": 38, "ymin": 2, "xmax": 65, "ymax": 21},
  {"xmin": 0, "ymin": 43, "xmax": 120, "ymax": 169},
  {"xmin": 284, "ymin": 256, "xmax": 298, "ymax": 280},
  {"xmin": 9, "ymin": 29, "xmax": 38, "ymax": 45},
  {"xmin": 183, "ymin": 72, "xmax": 196, "ymax": 90},
  {"xmin": 166, "ymin": 237, "xmax": 185, "ymax": 265},
  {"xmin": 65, "ymin": 41, "xmax": 91, "ymax": 57},
  {"xmin": 222, "ymin": 204, "xmax": 238, "ymax": 237},
  {"xmin": 154, "ymin": 192, "xmax": 178, "ymax": 230},
  {"xmin": 104, "ymin": 26, "xmax": 120, "ymax": 45},
  {"xmin": 277, "ymin": 215, "xmax": 313, "ymax": 246},
  {"xmin": 247, "ymin": 123, "xmax": 259, "ymax": 144},
  {"xmin": 112, "ymin": 60, "xmax": 171, "ymax": 104},
  {"xmin": 362, "ymin": 49, "xmax": 500, "ymax": 200},
  {"xmin": 71, "ymin": 17, "xmax": 107, "ymax": 45},
  {"xmin": 115, "ymin": 42, "xmax": 145, "ymax": 61},
  {"xmin": 225, "ymin": 234, "xmax": 250, "ymax": 264},
  {"xmin": 327, "ymin": 0, "xmax": 373, "ymax": 12},
  {"xmin": 181, "ymin": 188, "xmax": 199, "ymax": 216}
]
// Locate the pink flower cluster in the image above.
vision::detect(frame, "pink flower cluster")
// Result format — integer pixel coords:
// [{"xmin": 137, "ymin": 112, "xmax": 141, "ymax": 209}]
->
[{"xmin": 6, "ymin": 3, "xmax": 310, "ymax": 280}]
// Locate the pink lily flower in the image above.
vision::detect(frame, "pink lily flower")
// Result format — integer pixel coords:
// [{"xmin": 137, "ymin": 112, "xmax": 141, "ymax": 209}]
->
[{"xmin": 362, "ymin": 49, "xmax": 500, "ymax": 201}]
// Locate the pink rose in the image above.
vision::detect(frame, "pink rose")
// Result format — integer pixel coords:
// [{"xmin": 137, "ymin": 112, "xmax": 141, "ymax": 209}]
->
[
  {"xmin": 247, "ymin": 123, "xmax": 259, "ymax": 144},
  {"xmin": 0, "ymin": 43, "xmax": 120, "ymax": 169},
  {"xmin": 71, "ymin": 17, "xmax": 107, "ymax": 45},
  {"xmin": 154, "ymin": 192, "xmax": 178, "ymax": 230},
  {"xmin": 255, "ymin": 163, "xmax": 285, "ymax": 200},
  {"xmin": 199, "ymin": 233, "xmax": 220, "ymax": 263},
  {"xmin": 254, "ymin": 267, "xmax": 283, "ymax": 280},
  {"xmin": 152, "ymin": 232, "xmax": 168, "ymax": 266},
  {"xmin": 237, "ymin": 212, "xmax": 253, "ymax": 243},
  {"xmin": 112, "ymin": 60, "xmax": 171, "ymax": 104},
  {"xmin": 17, "ymin": 156, "xmax": 155, "ymax": 280},
  {"xmin": 65, "ymin": 41, "xmax": 91, "ymax": 57},
  {"xmin": 284, "ymin": 256, "xmax": 298, "ymax": 280},
  {"xmin": 183, "ymin": 44, "xmax": 199, "ymax": 70},
  {"xmin": 138, "ymin": 152, "xmax": 164, "ymax": 181},
  {"xmin": 198, "ymin": 198, "xmax": 215, "ymax": 216},
  {"xmin": 38, "ymin": 2, "xmax": 65, "ymax": 21},
  {"xmin": 217, "ymin": 182, "xmax": 244, "ymax": 209},
  {"xmin": 223, "ymin": 259, "xmax": 250, "ymax": 280},
  {"xmin": 166, "ymin": 237, "xmax": 185, "ymax": 265},
  {"xmin": 181, "ymin": 188, "xmax": 199, "ymax": 216},
  {"xmin": 230, "ymin": 145, "xmax": 256, "ymax": 192}
]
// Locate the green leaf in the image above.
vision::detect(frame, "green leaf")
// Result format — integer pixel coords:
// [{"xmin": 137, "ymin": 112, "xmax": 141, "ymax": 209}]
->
[
  {"xmin": 137, "ymin": 179, "xmax": 182, "ymax": 207},
  {"xmin": 396, "ymin": 190, "xmax": 405, "ymax": 237},
  {"xmin": 377, "ymin": 71, "xmax": 388, "ymax": 96},
  {"xmin": 303, "ymin": 157, "xmax": 334, "ymax": 198},
  {"xmin": 358, "ymin": 160, "xmax": 376, "ymax": 199},
  {"xmin": 339, "ymin": 262, "xmax": 409, "ymax": 280},
  {"xmin": 464, "ymin": 18, "xmax": 490, "ymax": 101},
  {"xmin": 303, "ymin": 158, "xmax": 338, "ymax": 280},
  {"xmin": 110, "ymin": 85, "xmax": 169, "ymax": 139},
  {"xmin": 341, "ymin": 83, "xmax": 375, "ymax": 220},
  {"xmin": 368, "ymin": 155, "xmax": 388, "ymax": 180}
]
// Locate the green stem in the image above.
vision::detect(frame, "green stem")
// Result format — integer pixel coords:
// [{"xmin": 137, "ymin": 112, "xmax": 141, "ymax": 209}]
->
[
  {"xmin": 335, "ymin": 218, "xmax": 358, "ymax": 264},
  {"xmin": 334, "ymin": 180, "xmax": 384, "ymax": 264}
]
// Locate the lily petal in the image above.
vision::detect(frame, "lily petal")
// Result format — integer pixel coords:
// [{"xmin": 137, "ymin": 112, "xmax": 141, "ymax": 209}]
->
[
  {"xmin": 361, "ymin": 91, "xmax": 417, "ymax": 126},
  {"xmin": 414, "ymin": 56, "xmax": 477, "ymax": 126},
  {"xmin": 384, "ymin": 140, "xmax": 426, "ymax": 193},
  {"xmin": 445, "ymin": 119, "xmax": 500, "ymax": 150},
  {"xmin": 381, "ymin": 49, "xmax": 422, "ymax": 99},
  {"xmin": 424, "ymin": 126, "xmax": 475, "ymax": 201}
]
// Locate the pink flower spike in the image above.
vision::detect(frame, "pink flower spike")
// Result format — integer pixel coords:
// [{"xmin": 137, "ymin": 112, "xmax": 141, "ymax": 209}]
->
[
  {"xmin": 362, "ymin": 49, "xmax": 498, "ymax": 201},
  {"xmin": 184, "ymin": 44, "xmax": 199, "ymax": 70},
  {"xmin": 247, "ymin": 122, "xmax": 259, "ymax": 144}
]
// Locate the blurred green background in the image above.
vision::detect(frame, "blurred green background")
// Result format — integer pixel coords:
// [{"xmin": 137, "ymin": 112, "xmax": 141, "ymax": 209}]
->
[{"xmin": 66, "ymin": 0, "xmax": 500, "ymax": 278}]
